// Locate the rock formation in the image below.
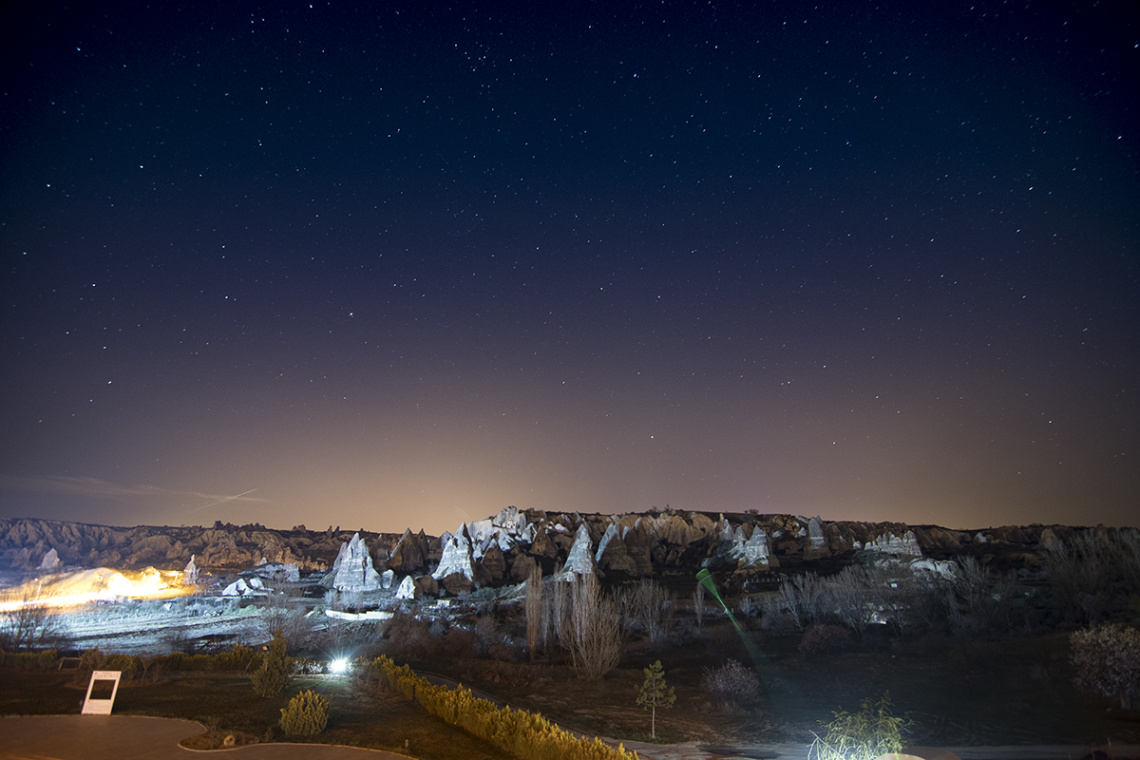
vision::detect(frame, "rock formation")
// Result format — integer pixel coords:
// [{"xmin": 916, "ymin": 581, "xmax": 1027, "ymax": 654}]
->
[
  {"xmin": 432, "ymin": 524, "xmax": 475, "ymax": 587},
  {"xmin": 0, "ymin": 518, "xmax": 410, "ymax": 574},
  {"xmin": 395, "ymin": 574, "xmax": 416, "ymax": 600},
  {"xmin": 560, "ymin": 523, "xmax": 597, "ymax": 577},
  {"xmin": 39, "ymin": 547, "xmax": 61, "ymax": 572},
  {"xmin": 326, "ymin": 533, "xmax": 382, "ymax": 592},
  {"xmin": 182, "ymin": 555, "xmax": 199, "ymax": 585}
]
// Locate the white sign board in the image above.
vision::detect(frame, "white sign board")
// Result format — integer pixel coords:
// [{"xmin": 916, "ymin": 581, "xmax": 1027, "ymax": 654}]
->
[{"xmin": 81, "ymin": 670, "xmax": 122, "ymax": 715}]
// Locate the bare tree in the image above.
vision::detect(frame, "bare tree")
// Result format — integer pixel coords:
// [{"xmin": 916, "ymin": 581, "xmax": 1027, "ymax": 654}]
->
[
  {"xmin": 0, "ymin": 593, "xmax": 63, "ymax": 651},
  {"xmin": 825, "ymin": 565, "xmax": 875, "ymax": 634},
  {"xmin": 769, "ymin": 571, "xmax": 827, "ymax": 631},
  {"xmin": 256, "ymin": 585, "xmax": 312, "ymax": 651},
  {"xmin": 525, "ymin": 563, "xmax": 542, "ymax": 662},
  {"xmin": 565, "ymin": 572, "xmax": 622, "ymax": 679},
  {"xmin": 943, "ymin": 556, "xmax": 1016, "ymax": 636},
  {"xmin": 693, "ymin": 581, "xmax": 706, "ymax": 629},
  {"xmin": 617, "ymin": 579, "xmax": 673, "ymax": 646}
]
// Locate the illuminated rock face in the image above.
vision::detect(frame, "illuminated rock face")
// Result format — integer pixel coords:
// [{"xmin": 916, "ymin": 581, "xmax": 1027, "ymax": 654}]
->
[
  {"xmin": 395, "ymin": 574, "xmax": 416, "ymax": 600},
  {"xmin": 39, "ymin": 548, "xmax": 62, "ymax": 571},
  {"xmin": 223, "ymin": 576, "xmax": 264, "ymax": 596},
  {"xmin": 740, "ymin": 527, "xmax": 770, "ymax": 567},
  {"xmin": 807, "ymin": 516, "xmax": 826, "ymax": 550},
  {"xmin": 182, "ymin": 555, "xmax": 199, "ymax": 585},
  {"xmin": 432, "ymin": 524, "xmax": 475, "ymax": 582},
  {"xmin": 560, "ymin": 523, "xmax": 595, "ymax": 577},
  {"xmin": 869, "ymin": 530, "xmax": 922, "ymax": 557},
  {"xmin": 329, "ymin": 533, "xmax": 382, "ymax": 592}
]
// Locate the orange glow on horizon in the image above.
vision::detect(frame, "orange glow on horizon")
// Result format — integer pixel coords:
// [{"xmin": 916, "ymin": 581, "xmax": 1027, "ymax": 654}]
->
[{"xmin": 0, "ymin": 568, "xmax": 193, "ymax": 612}]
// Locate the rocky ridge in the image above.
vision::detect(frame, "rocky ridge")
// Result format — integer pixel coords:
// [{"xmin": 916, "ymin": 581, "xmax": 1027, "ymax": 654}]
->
[{"xmin": 0, "ymin": 508, "xmax": 1085, "ymax": 595}]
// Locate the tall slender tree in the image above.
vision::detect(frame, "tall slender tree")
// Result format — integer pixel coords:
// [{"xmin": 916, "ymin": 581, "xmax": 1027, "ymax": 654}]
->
[
  {"xmin": 525, "ymin": 562, "xmax": 543, "ymax": 662},
  {"xmin": 636, "ymin": 659, "xmax": 676, "ymax": 739}
]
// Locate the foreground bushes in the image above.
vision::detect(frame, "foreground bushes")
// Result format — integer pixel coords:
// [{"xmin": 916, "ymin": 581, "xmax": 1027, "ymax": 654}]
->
[
  {"xmin": 0, "ymin": 649, "xmax": 58, "ymax": 669},
  {"xmin": 809, "ymin": 693, "xmax": 906, "ymax": 760},
  {"xmin": 1070, "ymin": 624, "xmax": 1140, "ymax": 709},
  {"xmin": 701, "ymin": 658, "xmax": 760, "ymax": 709},
  {"xmin": 367, "ymin": 655, "xmax": 638, "ymax": 760},
  {"xmin": 280, "ymin": 689, "xmax": 330, "ymax": 736},
  {"xmin": 251, "ymin": 633, "xmax": 291, "ymax": 697}
]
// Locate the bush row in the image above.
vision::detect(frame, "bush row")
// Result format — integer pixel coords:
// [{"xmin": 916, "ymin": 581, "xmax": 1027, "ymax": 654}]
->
[
  {"xmin": 0, "ymin": 643, "xmax": 332, "ymax": 679},
  {"xmin": 370, "ymin": 655, "xmax": 638, "ymax": 760},
  {"xmin": 0, "ymin": 649, "xmax": 58, "ymax": 669}
]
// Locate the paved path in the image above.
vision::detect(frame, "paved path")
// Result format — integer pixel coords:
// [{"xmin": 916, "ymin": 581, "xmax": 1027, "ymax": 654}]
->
[{"xmin": 0, "ymin": 715, "xmax": 411, "ymax": 760}]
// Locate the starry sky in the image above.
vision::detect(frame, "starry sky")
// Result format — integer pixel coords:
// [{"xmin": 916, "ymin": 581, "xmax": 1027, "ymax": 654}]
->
[{"xmin": 2, "ymin": 1, "xmax": 1137, "ymax": 537}]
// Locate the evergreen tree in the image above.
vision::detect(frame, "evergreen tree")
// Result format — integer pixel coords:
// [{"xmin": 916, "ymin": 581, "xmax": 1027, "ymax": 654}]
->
[
  {"xmin": 636, "ymin": 659, "xmax": 676, "ymax": 739},
  {"xmin": 251, "ymin": 630, "xmax": 291, "ymax": 698}
]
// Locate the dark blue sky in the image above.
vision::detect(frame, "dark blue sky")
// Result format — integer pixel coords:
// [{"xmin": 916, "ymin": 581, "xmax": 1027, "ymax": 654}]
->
[{"xmin": 2, "ymin": 1, "xmax": 1137, "ymax": 535}]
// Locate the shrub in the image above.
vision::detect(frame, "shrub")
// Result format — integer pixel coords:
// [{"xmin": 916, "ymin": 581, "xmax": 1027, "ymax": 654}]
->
[
  {"xmin": 291, "ymin": 657, "xmax": 324, "ymax": 675},
  {"xmin": 369, "ymin": 655, "xmax": 638, "ymax": 760},
  {"xmin": 382, "ymin": 612, "xmax": 440, "ymax": 660},
  {"xmin": 809, "ymin": 693, "xmax": 907, "ymax": 760},
  {"xmin": 0, "ymin": 649, "xmax": 58, "ymax": 669},
  {"xmin": 798, "ymin": 624, "xmax": 855, "ymax": 655},
  {"xmin": 102, "ymin": 654, "xmax": 142, "ymax": 680},
  {"xmin": 251, "ymin": 632, "xmax": 291, "ymax": 697},
  {"xmin": 1070, "ymin": 624, "xmax": 1140, "ymax": 709},
  {"xmin": 701, "ymin": 659, "xmax": 760, "ymax": 709},
  {"xmin": 279, "ymin": 689, "xmax": 330, "ymax": 737},
  {"xmin": 215, "ymin": 643, "xmax": 257, "ymax": 672}
]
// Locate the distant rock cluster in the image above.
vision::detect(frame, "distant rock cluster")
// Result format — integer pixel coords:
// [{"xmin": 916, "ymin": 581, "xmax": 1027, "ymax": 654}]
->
[
  {"xmin": 0, "ymin": 518, "xmax": 407, "ymax": 575},
  {"xmin": 0, "ymin": 509, "xmax": 1080, "ymax": 598}
]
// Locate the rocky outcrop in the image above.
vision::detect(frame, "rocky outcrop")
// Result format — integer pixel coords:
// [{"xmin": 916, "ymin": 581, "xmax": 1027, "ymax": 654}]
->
[
  {"xmin": 39, "ymin": 547, "xmax": 61, "ymax": 571},
  {"xmin": 389, "ymin": 529, "xmax": 430, "ymax": 573},
  {"xmin": 1, "ymin": 513, "xmax": 1114, "ymax": 601},
  {"xmin": 326, "ymin": 533, "xmax": 382, "ymax": 592},
  {"xmin": 0, "ymin": 518, "xmax": 413, "ymax": 574},
  {"xmin": 560, "ymin": 523, "xmax": 597, "ymax": 577},
  {"xmin": 432, "ymin": 526, "xmax": 475, "ymax": 583},
  {"xmin": 395, "ymin": 574, "xmax": 416, "ymax": 600},
  {"xmin": 182, "ymin": 555, "xmax": 199, "ymax": 585}
]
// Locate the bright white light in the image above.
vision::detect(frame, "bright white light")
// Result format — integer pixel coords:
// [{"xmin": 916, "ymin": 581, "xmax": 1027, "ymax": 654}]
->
[{"xmin": 329, "ymin": 658, "xmax": 349, "ymax": 675}]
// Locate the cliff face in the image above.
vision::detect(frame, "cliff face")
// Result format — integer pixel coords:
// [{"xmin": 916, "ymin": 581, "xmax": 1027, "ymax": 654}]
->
[
  {"xmin": 455, "ymin": 508, "xmax": 1068, "ymax": 591},
  {"xmin": 0, "ymin": 510, "xmax": 1087, "ymax": 588},
  {"xmin": 0, "ymin": 518, "xmax": 414, "ymax": 574}
]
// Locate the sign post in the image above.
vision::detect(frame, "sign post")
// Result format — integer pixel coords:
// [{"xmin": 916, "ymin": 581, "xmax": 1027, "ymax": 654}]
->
[{"xmin": 81, "ymin": 670, "xmax": 122, "ymax": 715}]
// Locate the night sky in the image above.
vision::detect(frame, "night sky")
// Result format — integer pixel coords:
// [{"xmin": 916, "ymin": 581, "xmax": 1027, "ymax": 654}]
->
[{"xmin": 2, "ymin": 1, "xmax": 1137, "ymax": 537}]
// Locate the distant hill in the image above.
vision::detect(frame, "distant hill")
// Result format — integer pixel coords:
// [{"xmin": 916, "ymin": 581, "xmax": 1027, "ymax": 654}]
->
[
  {"xmin": 0, "ymin": 509, "xmax": 1086, "ymax": 593},
  {"xmin": 0, "ymin": 518, "xmax": 415, "ymax": 575}
]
